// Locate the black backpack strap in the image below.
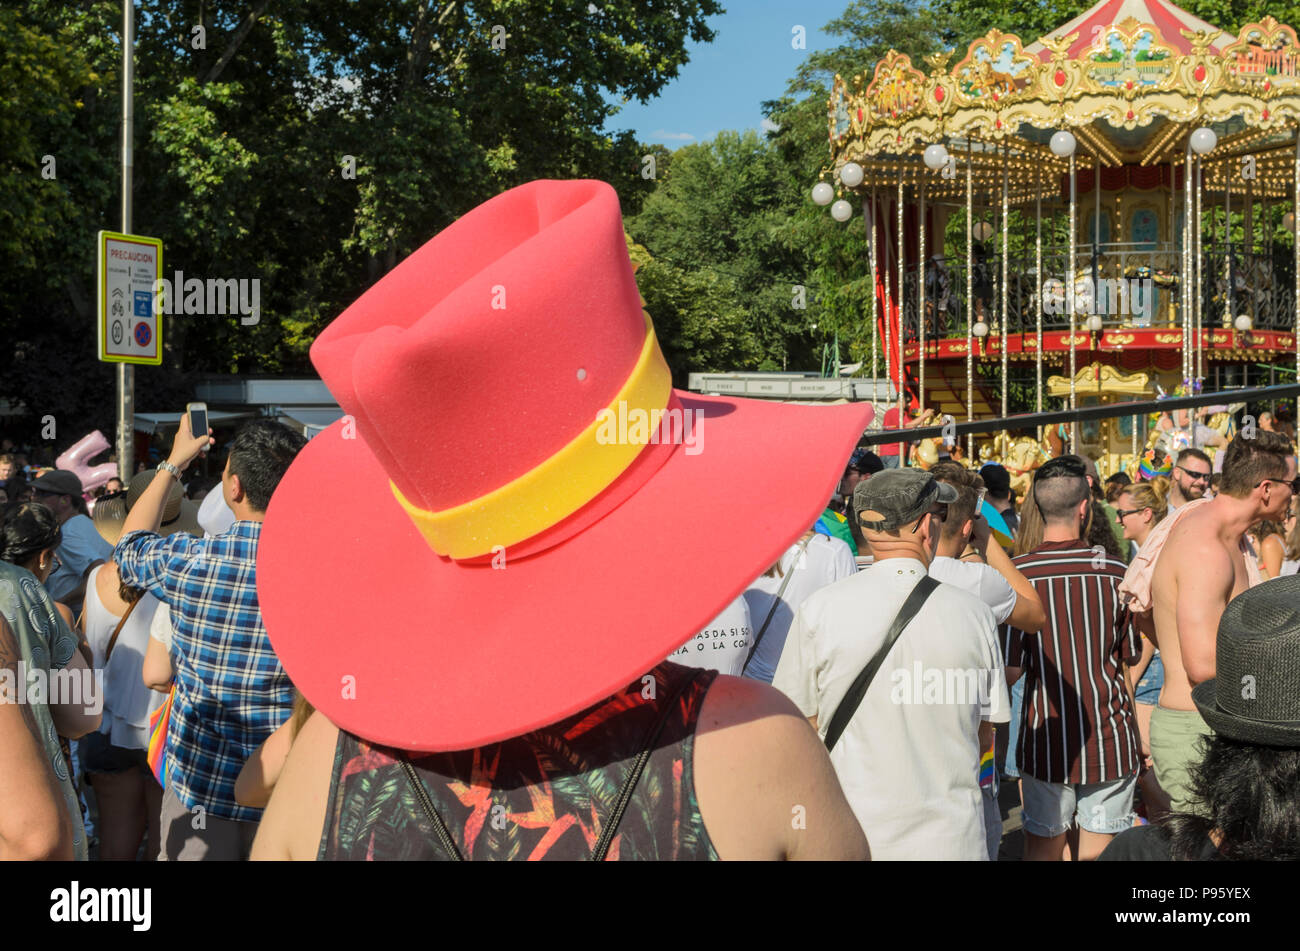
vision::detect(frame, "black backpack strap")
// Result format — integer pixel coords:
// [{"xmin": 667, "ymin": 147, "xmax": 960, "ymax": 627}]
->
[
  {"xmin": 742, "ymin": 535, "xmax": 813, "ymax": 676},
  {"xmin": 823, "ymin": 574, "xmax": 940, "ymax": 753}
]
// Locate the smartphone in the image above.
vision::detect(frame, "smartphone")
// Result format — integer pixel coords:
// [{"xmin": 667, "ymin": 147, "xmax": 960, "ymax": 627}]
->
[{"xmin": 186, "ymin": 402, "xmax": 209, "ymax": 445}]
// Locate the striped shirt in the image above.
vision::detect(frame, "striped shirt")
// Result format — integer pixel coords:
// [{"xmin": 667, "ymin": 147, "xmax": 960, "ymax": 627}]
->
[
  {"xmin": 115, "ymin": 522, "xmax": 292, "ymax": 821},
  {"xmin": 1002, "ymin": 540, "xmax": 1141, "ymax": 785}
]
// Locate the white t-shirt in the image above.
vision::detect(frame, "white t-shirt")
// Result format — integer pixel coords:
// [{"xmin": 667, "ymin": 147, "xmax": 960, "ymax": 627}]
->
[
  {"xmin": 773, "ymin": 557, "xmax": 1009, "ymax": 861},
  {"xmin": 928, "ymin": 556, "xmax": 1017, "ymax": 625},
  {"xmin": 668, "ymin": 595, "xmax": 752, "ymax": 676},
  {"xmin": 82, "ymin": 565, "xmax": 166, "ymax": 750},
  {"xmin": 743, "ymin": 533, "xmax": 857, "ymax": 683}
]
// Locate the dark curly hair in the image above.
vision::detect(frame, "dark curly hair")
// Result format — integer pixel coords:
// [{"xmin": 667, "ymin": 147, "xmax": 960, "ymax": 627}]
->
[
  {"xmin": 1162, "ymin": 734, "xmax": 1300, "ymax": 860},
  {"xmin": 0, "ymin": 501, "xmax": 63, "ymax": 568}
]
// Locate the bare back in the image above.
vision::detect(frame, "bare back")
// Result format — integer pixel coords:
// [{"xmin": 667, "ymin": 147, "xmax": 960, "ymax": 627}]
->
[
  {"xmin": 1150, "ymin": 502, "xmax": 1249, "ymax": 710},
  {"xmin": 253, "ymin": 675, "xmax": 870, "ymax": 861}
]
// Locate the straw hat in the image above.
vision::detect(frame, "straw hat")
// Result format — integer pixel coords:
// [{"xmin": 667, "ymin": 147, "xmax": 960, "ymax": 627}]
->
[{"xmin": 94, "ymin": 470, "xmax": 202, "ymax": 545}]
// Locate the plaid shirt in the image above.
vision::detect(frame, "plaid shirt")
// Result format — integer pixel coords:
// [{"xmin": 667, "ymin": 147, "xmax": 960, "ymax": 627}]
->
[{"xmin": 115, "ymin": 521, "xmax": 291, "ymax": 821}]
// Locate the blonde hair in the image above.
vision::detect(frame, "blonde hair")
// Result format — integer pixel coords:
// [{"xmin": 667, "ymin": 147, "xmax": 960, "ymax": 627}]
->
[
  {"xmin": 1013, "ymin": 482, "xmax": 1044, "ymax": 556},
  {"xmin": 1124, "ymin": 482, "xmax": 1167, "ymax": 523}
]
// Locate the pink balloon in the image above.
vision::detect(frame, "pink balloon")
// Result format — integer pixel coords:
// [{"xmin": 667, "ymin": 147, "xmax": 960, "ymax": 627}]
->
[{"xmin": 55, "ymin": 431, "xmax": 116, "ymax": 494}]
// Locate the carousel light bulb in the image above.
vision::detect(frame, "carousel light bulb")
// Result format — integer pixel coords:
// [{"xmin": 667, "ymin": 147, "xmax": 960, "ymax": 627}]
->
[
  {"xmin": 830, "ymin": 199, "xmax": 854, "ymax": 222},
  {"xmin": 1190, "ymin": 127, "xmax": 1218, "ymax": 155},
  {"xmin": 973, "ymin": 320, "xmax": 989, "ymax": 338},
  {"xmin": 811, "ymin": 181, "xmax": 834, "ymax": 206},
  {"xmin": 1285, "ymin": 212, "xmax": 1296, "ymax": 231},
  {"xmin": 1050, "ymin": 130, "xmax": 1077, "ymax": 157},
  {"xmin": 1234, "ymin": 314, "xmax": 1253, "ymax": 332},
  {"xmin": 1086, "ymin": 314, "xmax": 1103, "ymax": 332},
  {"xmin": 923, "ymin": 143, "xmax": 949, "ymax": 170},
  {"xmin": 974, "ymin": 221, "xmax": 994, "ymax": 241},
  {"xmin": 839, "ymin": 162, "xmax": 864, "ymax": 188}
]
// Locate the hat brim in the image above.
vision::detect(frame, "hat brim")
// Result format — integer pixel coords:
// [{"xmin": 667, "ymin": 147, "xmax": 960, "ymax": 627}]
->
[
  {"xmin": 95, "ymin": 499, "xmax": 204, "ymax": 547},
  {"xmin": 1192, "ymin": 679, "xmax": 1300, "ymax": 748},
  {"xmin": 258, "ymin": 391, "xmax": 873, "ymax": 752}
]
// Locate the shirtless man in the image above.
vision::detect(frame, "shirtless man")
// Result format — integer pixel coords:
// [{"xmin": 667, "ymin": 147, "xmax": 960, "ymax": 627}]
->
[{"xmin": 1147, "ymin": 429, "xmax": 1295, "ymax": 811}]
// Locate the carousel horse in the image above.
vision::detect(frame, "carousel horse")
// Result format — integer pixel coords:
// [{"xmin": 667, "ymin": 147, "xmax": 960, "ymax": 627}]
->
[{"xmin": 980, "ymin": 427, "xmax": 1064, "ymax": 498}]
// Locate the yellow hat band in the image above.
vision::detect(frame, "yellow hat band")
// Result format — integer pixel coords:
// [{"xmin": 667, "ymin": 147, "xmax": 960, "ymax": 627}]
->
[{"xmin": 391, "ymin": 313, "xmax": 672, "ymax": 559}]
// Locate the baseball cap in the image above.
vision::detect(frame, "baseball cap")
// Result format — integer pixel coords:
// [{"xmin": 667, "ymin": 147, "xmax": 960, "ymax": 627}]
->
[
  {"xmin": 853, "ymin": 467, "xmax": 957, "ymax": 532},
  {"xmin": 30, "ymin": 470, "xmax": 83, "ymax": 497}
]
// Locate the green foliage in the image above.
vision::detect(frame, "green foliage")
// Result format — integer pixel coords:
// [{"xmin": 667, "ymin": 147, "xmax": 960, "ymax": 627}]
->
[{"xmin": 0, "ymin": 0, "xmax": 721, "ymax": 443}]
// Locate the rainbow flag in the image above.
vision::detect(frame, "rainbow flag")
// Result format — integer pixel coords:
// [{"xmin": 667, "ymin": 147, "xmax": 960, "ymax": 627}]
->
[
  {"xmin": 978, "ymin": 732, "xmax": 997, "ymax": 790},
  {"xmin": 981, "ymin": 499, "xmax": 1014, "ymax": 547}
]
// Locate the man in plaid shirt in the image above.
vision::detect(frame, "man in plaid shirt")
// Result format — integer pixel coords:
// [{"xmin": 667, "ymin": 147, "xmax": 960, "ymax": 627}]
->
[{"xmin": 115, "ymin": 415, "xmax": 306, "ymax": 860}]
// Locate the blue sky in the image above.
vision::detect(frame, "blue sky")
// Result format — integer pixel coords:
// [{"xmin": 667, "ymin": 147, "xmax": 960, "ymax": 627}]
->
[{"xmin": 601, "ymin": 1, "xmax": 851, "ymax": 148}]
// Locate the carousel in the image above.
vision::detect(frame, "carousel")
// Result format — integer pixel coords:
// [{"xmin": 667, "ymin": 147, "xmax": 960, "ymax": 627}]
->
[{"xmin": 813, "ymin": 0, "xmax": 1300, "ymax": 476}]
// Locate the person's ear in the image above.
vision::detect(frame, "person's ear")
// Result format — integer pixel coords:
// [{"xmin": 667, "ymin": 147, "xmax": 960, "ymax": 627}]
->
[
  {"xmin": 961, "ymin": 518, "xmax": 974, "ymax": 541},
  {"xmin": 227, "ymin": 472, "xmax": 244, "ymax": 503}
]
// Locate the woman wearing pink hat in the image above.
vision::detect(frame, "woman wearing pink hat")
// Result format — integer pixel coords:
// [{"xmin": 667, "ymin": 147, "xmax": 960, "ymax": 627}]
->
[{"xmin": 252, "ymin": 181, "xmax": 874, "ymax": 861}]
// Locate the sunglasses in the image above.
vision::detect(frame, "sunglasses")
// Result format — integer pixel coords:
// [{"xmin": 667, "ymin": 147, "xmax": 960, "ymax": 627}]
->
[
  {"xmin": 1256, "ymin": 477, "xmax": 1300, "ymax": 494},
  {"xmin": 1174, "ymin": 465, "xmax": 1211, "ymax": 483},
  {"xmin": 910, "ymin": 504, "xmax": 948, "ymax": 533},
  {"xmin": 1115, "ymin": 507, "xmax": 1147, "ymax": 520}
]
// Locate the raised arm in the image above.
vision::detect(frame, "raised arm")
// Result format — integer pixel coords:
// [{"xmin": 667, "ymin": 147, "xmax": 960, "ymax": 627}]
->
[{"xmin": 972, "ymin": 515, "xmax": 1046, "ymax": 633}]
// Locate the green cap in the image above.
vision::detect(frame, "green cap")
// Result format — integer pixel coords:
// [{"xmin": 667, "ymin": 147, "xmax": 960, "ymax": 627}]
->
[{"xmin": 853, "ymin": 468, "xmax": 957, "ymax": 532}]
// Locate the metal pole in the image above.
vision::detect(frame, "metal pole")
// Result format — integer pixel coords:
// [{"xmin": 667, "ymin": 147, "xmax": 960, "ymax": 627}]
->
[
  {"xmin": 897, "ymin": 176, "xmax": 905, "ymax": 464},
  {"xmin": 918, "ymin": 179, "xmax": 926, "ymax": 419},
  {"xmin": 1035, "ymin": 171, "xmax": 1043, "ymax": 410},
  {"xmin": 1294, "ymin": 128, "xmax": 1299, "ymax": 423},
  {"xmin": 1225, "ymin": 180, "xmax": 1233, "ymax": 331},
  {"xmin": 1069, "ymin": 151, "xmax": 1078, "ymax": 453},
  {"xmin": 1195, "ymin": 155, "xmax": 1204, "ymax": 383},
  {"xmin": 869, "ymin": 192, "xmax": 878, "ymax": 405},
  {"xmin": 1184, "ymin": 142, "xmax": 1193, "ymax": 385},
  {"xmin": 1001, "ymin": 145, "xmax": 1010, "ymax": 439},
  {"xmin": 966, "ymin": 141, "xmax": 975, "ymax": 461},
  {"xmin": 117, "ymin": 0, "xmax": 135, "ymax": 481}
]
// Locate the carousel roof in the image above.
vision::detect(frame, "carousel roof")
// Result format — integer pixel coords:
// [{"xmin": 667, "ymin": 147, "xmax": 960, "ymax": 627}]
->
[
  {"xmin": 1024, "ymin": 0, "xmax": 1227, "ymax": 60},
  {"xmin": 824, "ymin": 9, "xmax": 1300, "ymax": 200}
]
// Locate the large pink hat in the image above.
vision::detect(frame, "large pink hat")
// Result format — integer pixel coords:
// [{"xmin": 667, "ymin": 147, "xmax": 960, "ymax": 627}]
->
[{"xmin": 257, "ymin": 180, "xmax": 872, "ymax": 751}]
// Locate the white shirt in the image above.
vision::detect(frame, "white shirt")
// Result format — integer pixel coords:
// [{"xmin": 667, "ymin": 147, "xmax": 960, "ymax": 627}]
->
[
  {"xmin": 743, "ymin": 533, "xmax": 857, "ymax": 683},
  {"xmin": 773, "ymin": 557, "xmax": 1009, "ymax": 861},
  {"xmin": 928, "ymin": 556, "xmax": 1017, "ymax": 625},
  {"xmin": 669, "ymin": 595, "xmax": 752, "ymax": 676},
  {"xmin": 82, "ymin": 565, "xmax": 166, "ymax": 749}
]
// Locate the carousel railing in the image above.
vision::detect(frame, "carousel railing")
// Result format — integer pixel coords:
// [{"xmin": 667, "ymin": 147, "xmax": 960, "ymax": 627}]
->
[{"xmin": 897, "ymin": 244, "xmax": 1297, "ymax": 343}]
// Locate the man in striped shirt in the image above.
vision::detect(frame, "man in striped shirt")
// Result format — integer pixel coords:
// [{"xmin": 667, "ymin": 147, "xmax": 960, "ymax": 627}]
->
[{"xmin": 1003, "ymin": 456, "xmax": 1141, "ymax": 861}]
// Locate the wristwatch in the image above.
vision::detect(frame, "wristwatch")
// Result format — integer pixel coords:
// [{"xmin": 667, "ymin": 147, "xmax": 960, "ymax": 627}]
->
[{"xmin": 157, "ymin": 460, "xmax": 182, "ymax": 481}]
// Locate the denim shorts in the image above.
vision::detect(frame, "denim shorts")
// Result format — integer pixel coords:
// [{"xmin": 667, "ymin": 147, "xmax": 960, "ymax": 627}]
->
[
  {"xmin": 1002, "ymin": 675, "xmax": 1025, "ymax": 779},
  {"xmin": 1134, "ymin": 651, "xmax": 1164, "ymax": 705},
  {"xmin": 1020, "ymin": 772, "xmax": 1138, "ymax": 837}
]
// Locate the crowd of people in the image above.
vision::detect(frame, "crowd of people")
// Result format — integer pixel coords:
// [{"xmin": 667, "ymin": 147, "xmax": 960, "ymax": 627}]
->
[{"xmin": 3, "ymin": 179, "xmax": 1299, "ymax": 862}]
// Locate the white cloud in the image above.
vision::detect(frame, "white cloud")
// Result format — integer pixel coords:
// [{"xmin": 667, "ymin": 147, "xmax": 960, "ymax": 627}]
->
[{"xmin": 652, "ymin": 130, "xmax": 695, "ymax": 141}]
